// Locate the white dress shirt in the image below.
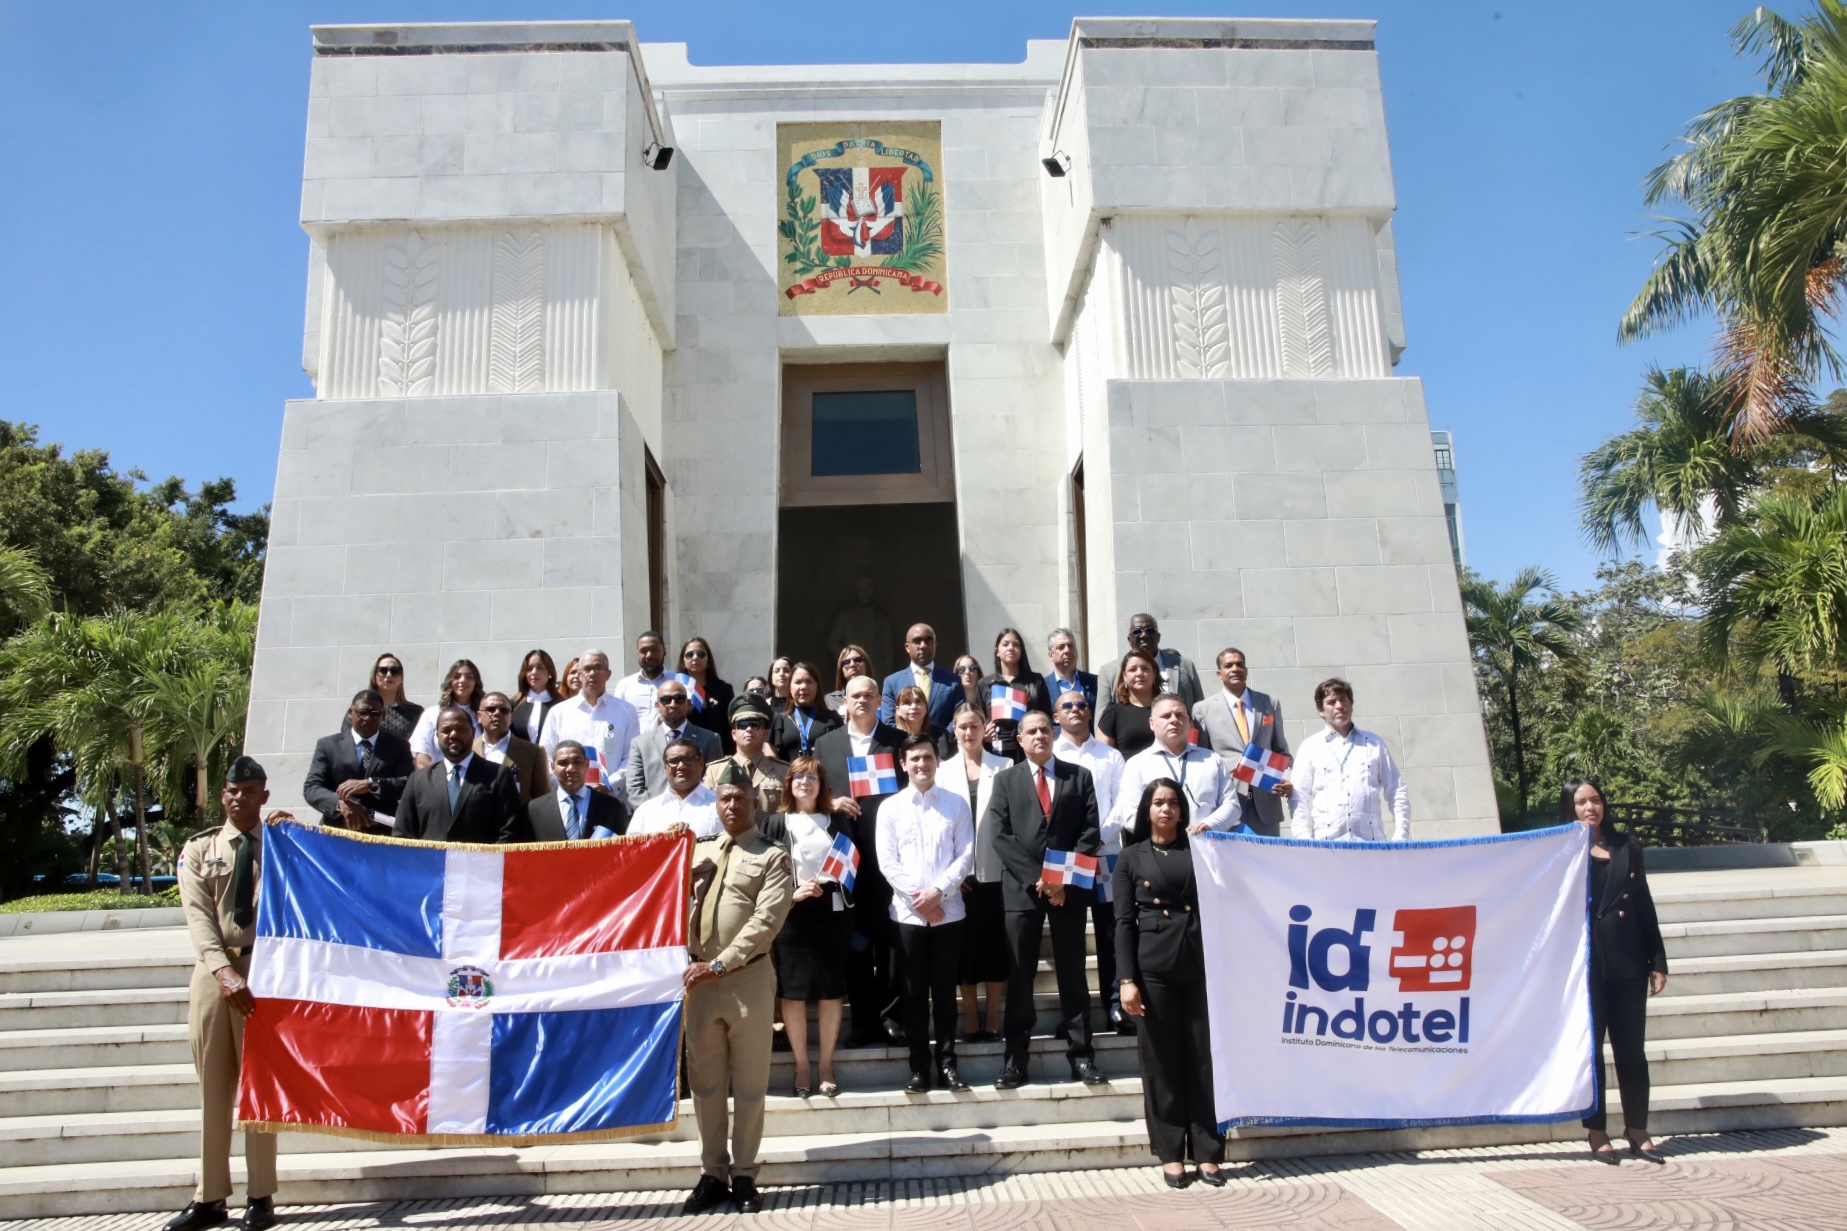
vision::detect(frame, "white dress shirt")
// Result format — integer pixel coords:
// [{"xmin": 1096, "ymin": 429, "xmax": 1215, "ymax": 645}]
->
[
  {"xmin": 1110, "ymin": 741, "xmax": 1241, "ymax": 841},
  {"xmin": 478, "ymin": 732, "xmax": 512, "ymax": 765},
  {"xmin": 614, "ymin": 671, "xmax": 666, "ymax": 732},
  {"xmin": 408, "ymin": 706, "xmax": 479, "ymax": 763},
  {"xmin": 521, "ymin": 690, "xmax": 552, "ymax": 744},
  {"xmin": 541, "ymin": 692, "xmax": 642, "ymax": 786},
  {"xmin": 1290, "ymin": 726, "xmax": 1411, "ymax": 841},
  {"xmin": 876, "ymin": 783, "xmax": 974, "ymax": 926},
  {"xmin": 940, "ymin": 748, "xmax": 1009, "ymax": 882},
  {"xmin": 847, "ymin": 723, "xmax": 876, "ymax": 758},
  {"xmin": 1055, "ymin": 734, "xmax": 1126, "ymax": 849},
  {"xmin": 628, "ymin": 783, "xmax": 721, "ymax": 839}
]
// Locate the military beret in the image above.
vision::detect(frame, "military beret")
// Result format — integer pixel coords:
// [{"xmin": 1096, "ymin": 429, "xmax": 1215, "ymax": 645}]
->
[
  {"xmin": 713, "ymin": 760, "xmax": 753, "ymax": 788},
  {"xmin": 226, "ymin": 755, "xmax": 267, "ymax": 783},
  {"xmin": 728, "ymin": 693, "xmax": 772, "ymax": 724}
]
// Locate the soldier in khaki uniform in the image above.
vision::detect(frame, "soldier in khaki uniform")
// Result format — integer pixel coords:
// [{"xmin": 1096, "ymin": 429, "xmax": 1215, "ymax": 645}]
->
[
  {"xmin": 165, "ymin": 757, "xmax": 279, "ymax": 1231},
  {"xmin": 701, "ymin": 694, "xmax": 789, "ymax": 816},
  {"xmin": 680, "ymin": 762, "xmax": 795, "ymax": 1215}
]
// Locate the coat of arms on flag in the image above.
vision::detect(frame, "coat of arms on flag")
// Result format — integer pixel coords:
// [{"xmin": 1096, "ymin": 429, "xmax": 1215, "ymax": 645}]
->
[
  {"xmin": 777, "ymin": 121, "xmax": 947, "ymax": 317},
  {"xmin": 846, "ymin": 753, "xmax": 900, "ymax": 799},
  {"xmin": 1042, "ymin": 849, "xmax": 1099, "ymax": 889},
  {"xmin": 819, "ymin": 831, "xmax": 859, "ymax": 891},
  {"xmin": 990, "ymin": 684, "xmax": 1030, "ymax": 722},
  {"xmin": 238, "ymin": 820, "xmax": 691, "ymax": 1144},
  {"xmin": 1232, "ymin": 743, "xmax": 1292, "ymax": 793}
]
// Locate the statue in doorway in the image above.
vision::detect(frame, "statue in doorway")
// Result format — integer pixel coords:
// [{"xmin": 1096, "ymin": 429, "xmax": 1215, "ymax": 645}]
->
[{"xmin": 828, "ymin": 575, "xmax": 893, "ymax": 677}]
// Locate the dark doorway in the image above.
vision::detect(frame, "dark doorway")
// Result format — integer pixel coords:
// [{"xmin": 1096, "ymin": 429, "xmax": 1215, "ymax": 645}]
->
[
  {"xmin": 645, "ymin": 448, "xmax": 666, "ymax": 634},
  {"xmin": 775, "ymin": 503, "xmax": 968, "ymax": 679}
]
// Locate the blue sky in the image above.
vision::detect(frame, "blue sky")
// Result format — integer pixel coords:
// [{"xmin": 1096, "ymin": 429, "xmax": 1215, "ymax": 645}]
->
[{"xmin": 0, "ymin": 1, "xmax": 1769, "ymax": 591}]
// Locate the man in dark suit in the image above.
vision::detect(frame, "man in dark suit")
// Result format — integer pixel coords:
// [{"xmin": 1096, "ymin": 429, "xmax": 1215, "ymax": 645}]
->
[
  {"xmin": 814, "ymin": 673, "xmax": 910, "ymax": 1047},
  {"xmin": 394, "ymin": 706, "xmax": 530, "ymax": 844},
  {"xmin": 625, "ymin": 679, "xmax": 721, "ymax": 806},
  {"xmin": 474, "ymin": 692, "xmax": 550, "ymax": 807},
  {"xmin": 1044, "ymin": 628, "xmax": 1099, "ymax": 714},
  {"xmin": 302, "ymin": 689, "xmax": 414, "ymax": 831},
  {"xmin": 1191, "ymin": 647, "xmax": 1294, "ymax": 836},
  {"xmin": 878, "ymin": 623, "xmax": 960, "ymax": 730},
  {"xmin": 986, "ymin": 710, "xmax": 1105, "ymax": 1087},
  {"xmin": 528, "ymin": 741, "xmax": 628, "ymax": 841}
]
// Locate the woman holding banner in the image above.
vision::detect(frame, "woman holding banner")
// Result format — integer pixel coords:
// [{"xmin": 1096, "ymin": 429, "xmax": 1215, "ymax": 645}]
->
[
  {"xmin": 1564, "ymin": 778, "xmax": 1668, "ymax": 1165},
  {"xmin": 1114, "ymin": 778, "xmax": 1225, "ymax": 1187}
]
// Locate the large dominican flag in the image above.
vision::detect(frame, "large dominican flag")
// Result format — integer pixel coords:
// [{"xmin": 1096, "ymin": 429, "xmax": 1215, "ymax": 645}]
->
[{"xmin": 239, "ymin": 820, "xmax": 690, "ymax": 1144}]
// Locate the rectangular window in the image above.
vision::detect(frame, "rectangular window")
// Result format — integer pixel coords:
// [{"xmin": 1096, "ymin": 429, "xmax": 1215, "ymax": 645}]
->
[{"xmin": 810, "ymin": 391, "xmax": 922, "ymax": 476}]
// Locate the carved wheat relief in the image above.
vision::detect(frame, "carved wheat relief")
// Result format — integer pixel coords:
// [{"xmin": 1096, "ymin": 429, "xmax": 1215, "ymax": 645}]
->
[
  {"xmin": 489, "ymin": 230, "xmax": 546, "ymax": 394},
  {"xmin": 1273, "ymin": 220, "xmax": 1335, "ymax": 378},
  {"xmin": 1166, "ymin": 218, "xmax": 1229, "ymax": 379},
  {"xmin": 378, "ymin": 232, "xmax": 440, "ymax": 396}
]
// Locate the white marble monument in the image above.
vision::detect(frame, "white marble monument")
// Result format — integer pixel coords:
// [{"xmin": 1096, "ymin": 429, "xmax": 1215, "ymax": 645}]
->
[{"xmin": 248, "ymin": 17, "xmax": 1497, "ymax": 835}]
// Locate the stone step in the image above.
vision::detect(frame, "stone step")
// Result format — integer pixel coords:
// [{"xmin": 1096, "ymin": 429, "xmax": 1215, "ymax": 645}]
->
[
  {"xmin": 0, "ymin": 1065, "xmax": 201, "ymax": 1118},
  {"xmin": 1642, "ymin": 987, "xmax": 1847, "ymax": 1041},
  {"xmin": 0, "ymin": 985, "xmax": 189, "ymax": 1031},
  {"xmin": 1656, "ymin": 948, "xmax": 1847, "ymax": 996},
  {"xmin": 1651, "ymin": 877, "xmax": 1847, "ymax": 925},
  {"xmin": 1635, "ymin": 1027, "xmax": 1847, "ymax": 1088},
  {"xmin": 0, "ymin": 953, "xmax": 194, "ymax": 996},
  {"xmin": 0, "ymin": 1025, "xmax": 191, "ymax": 1073},
  {"xmin": 1660, "ymin": 913, "xmax": 1847, "ymax": 959}
]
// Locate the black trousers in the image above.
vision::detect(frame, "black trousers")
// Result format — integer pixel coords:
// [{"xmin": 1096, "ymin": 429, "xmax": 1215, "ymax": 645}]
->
[
  {"xmin": 1138, "ymin": 972, "xmax": 1224, "ymax": 1164},
  {"xmin": 1090, "ymin": 897, "xmax": 1119, "ymax": 1017},
  {"xmin": 1004, "ymin": 904, "xmax": 1093, "ymax": 1069},
  {"xmin": 847, "ymin": 889, "xmax": 902, "ymax": 1041},
  {"xmin": 897, "ymin": 920, "xmax": 963, "ymax": 1076},
  {"xmin": 1583, "ymin": 975, "xmax": 1651, "ymax": 1133}
]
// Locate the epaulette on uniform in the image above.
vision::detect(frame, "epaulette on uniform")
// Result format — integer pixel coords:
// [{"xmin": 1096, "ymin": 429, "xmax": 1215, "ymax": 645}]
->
[{"xmin": 185, "ymin": 825, "xmax": 224, "ymax": 845}]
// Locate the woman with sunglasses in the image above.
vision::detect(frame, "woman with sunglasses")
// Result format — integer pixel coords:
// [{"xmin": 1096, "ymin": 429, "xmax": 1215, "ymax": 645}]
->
[
  {"xmin": 975, "ymin": 628, "xmax": 1051, "ymax": 764},
  {"xmin": 510, "ymin": 649, "xmax": 561, "ymax": 746},
  {"xmin": 773, "ymin": 661, "xmax": 841, "ymax": 762},
  {"xmin": 824, "ymin": 644, "xmax": 874, "ymax": 715},
  {"xmin": 361, "ymin": 653, "xmax": 423, "ymax": 743},
  {"xmin": 678, "ymin": 637, "xmax": 736, "ymax": 754},
  {"xmin": 407, "ymin": 659, "xmax": 485, "ymax": 768},
  {"xmin": 771, "ymin": 756, "xmax": 853, "ymax": 1098}
]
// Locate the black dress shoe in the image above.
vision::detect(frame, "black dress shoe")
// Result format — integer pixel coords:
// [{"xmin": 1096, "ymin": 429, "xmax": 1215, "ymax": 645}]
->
[
  {"xmin": 239, "ymin": 1197, "xmax": 276, "ymax": 1230},
  {"xmin": 1071, "ymin": 1059, "xmax": 1107, "ymax": 1085},
  {"xmin": 938, "ymin": 1064, "xmax": 971, "ymax": 1092},
  {"xmin": 1195, "ymin": 1167, "xmax": 1227, "ymax": 1187},
  {"xmin": 682, "ymin": 1175, "xmax": 732, "ymax": 1214},
  {"xmin": 732, "ymin": 1176, "xmax": 762, "ymax": 1214},
  {"xmin": 165, "ymin": 1201, "xmax": 228, "ymax": 1231},
  {"xmin": 882, "ymin": 1019, "xmax": 908, "ymax": 1045},
  {"xmin": 1110, "ymin": 1009, "xmax": 1137, "ymax": 1036},
  {"xmin": 994, "ymin": 1066, "xmax": 1027, "ymax": 1090},
  {"xmin": 1162, "ymin": 1170, "xmax": 1189, "ymax": 1189},
  {"xmin": 905, "ymin": 1071, "xmax": 931, "ymax": 1093}
]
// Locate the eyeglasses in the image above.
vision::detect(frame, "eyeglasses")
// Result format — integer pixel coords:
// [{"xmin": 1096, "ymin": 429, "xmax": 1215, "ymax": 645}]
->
[
  {"xmin": 481, "ymin": 705, "xmax": 511, "ymax": 715},
  {"xmin": 733, "ymin": 718, "xmax": 769, "ymax": 731},
  {"xmin": 684, "ymin": 648, "xmax": 709, "ymax": 660},
  {"xmin": 351, "ymin": 708, "xmax": 382, "ymax": 719},
  {"xmin": 955, "ymin": 664, "xmax": 981, "ymax": 675},
  {"xmin": 664, "ymin": 755, "xmax": 699, "ymax": 768},
  {"xmin": 375, "ymin": 665, "xmax": 402, "ymax": 676},
  {"xmin": 1058, "ymin": 700, "xmax": 1090, "ymax": 712},
  {"xmin": 841, "ymin": 655, "xmax": 867, "ymax": 665},
  {"xmin": 659, "ymin": 694, "xmax": 689, "ymax": 706},
  {"xmin": 789, "ymin": 773, "xmax": 819, "ymax": 785}
]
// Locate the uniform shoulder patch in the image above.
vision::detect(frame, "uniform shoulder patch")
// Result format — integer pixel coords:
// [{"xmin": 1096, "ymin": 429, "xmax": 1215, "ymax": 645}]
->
[{"xmin": 185, "ymin": 825, "xmax": 223, "ymax": 845}]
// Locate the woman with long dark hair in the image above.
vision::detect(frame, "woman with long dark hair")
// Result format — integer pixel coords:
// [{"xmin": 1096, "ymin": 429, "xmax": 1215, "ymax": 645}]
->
[
  {"xmin": 510, "ymin": 649, "xmax": 560, "ymax": 746},
  {"xmin": 975, "ymin": 627, "xmax": 1050, "ymax": 763},
  {"xmin": 768, "ymin": 656, "xmax": 795, "ymax": 706},
  {"xmin": 1563, "ymin": 778, "xmax": 1668, "ymax": 1164},
  {"xmin": 408, "ymin": 659, "xmax": 484, "ymax": 768},
  {"xmin": 677, "ymin": 637, "xmax": 736, "ymax": 754},
  {"xmin": 772, "ymin": 661, "xmax": 841, "ymax": 761},
  {"xmin": 1114, "ymin": 777, "xmax": 1223, "ymax": 1187}
]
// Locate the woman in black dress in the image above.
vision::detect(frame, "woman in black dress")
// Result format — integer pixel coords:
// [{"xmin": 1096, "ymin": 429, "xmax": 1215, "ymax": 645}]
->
[
  {"xmin": 1565, "ymin": 778, "xmax": 1668, "ymax": 1164},
  {"xmin": 1115, "ymin": 777, "xmax": 1224, "ymax": 1188},
  {"xmin": 1098, "ymin": 649, "xmax": 1160, "ymax": 757},
  {"xmin": 768, "ymin": 656, "xmax": 794, "ymax": 707},
  {"xmin": 678, "ymin": 637, "xmax": 736, "ymax": 753},
  {"xmin": 772, "ymin": 661, "xmax": 841, "ymax": 761},
  {"xmin": 365, "ymin": 653, "xmax": 423, "ymax": 744},
  {"xmin": 975, "ymin": 627, "xmax": 1051, "ymax": 763},
  {"xmin": 774, "ymin": 756, "xmax": 853, "ymax": 1097},
  {"xmin": 510, "ymin": 648, "xmax": 560, "ymax": 746}
]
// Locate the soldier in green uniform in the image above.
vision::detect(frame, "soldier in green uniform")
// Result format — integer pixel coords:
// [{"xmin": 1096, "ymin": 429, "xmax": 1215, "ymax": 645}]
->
[
  {"xmin": 165, "ymin": 757, "xmax": 279, "ymax": 1231},
  {"xmin": 680, "ymin": 762, "xmax": 795, "ymax": 1215},
  {"xmin": 701, "ymin": 694, "xmax": 789, "ymax": 816}
]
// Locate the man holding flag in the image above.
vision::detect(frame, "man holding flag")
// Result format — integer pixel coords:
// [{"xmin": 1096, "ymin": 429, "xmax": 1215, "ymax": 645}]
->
[
  {"xmin": 985, "ymin": 711, "xmax": 1105, "ymax": 1088},
  {"xmin": 1191, "ymin": 648, "xmax": 1292, "ymax": 836}
]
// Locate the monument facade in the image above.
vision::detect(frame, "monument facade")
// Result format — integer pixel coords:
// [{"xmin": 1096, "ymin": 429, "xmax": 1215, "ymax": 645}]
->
[{"xmin": 248, "ymin": 17, "xmax": 1498, "ymax": 835}]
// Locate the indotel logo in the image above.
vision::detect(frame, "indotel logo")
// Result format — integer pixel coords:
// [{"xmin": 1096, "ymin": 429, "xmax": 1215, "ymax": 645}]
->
[{"xmin": 1281, "ymin": 904, "xmax": 1476, "ymax": 1053}]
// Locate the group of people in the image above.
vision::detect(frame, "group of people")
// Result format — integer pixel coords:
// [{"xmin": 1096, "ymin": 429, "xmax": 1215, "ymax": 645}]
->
[{"xmin": 163, "ymin": 613, "xmax": 1665, "ymax": 1229}]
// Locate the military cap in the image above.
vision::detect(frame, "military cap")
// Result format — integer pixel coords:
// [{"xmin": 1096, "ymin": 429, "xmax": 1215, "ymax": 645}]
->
[
  {"xmin": 713, "ymin": 759, "xmax": 753, "ymax": 788},
  {"xmin": 225, "ymin": 755, "xmax": 267, "ymax": 783},
  {"xmin": 728, "ymin": 693, "xmax": 772, "ymax": 725}
]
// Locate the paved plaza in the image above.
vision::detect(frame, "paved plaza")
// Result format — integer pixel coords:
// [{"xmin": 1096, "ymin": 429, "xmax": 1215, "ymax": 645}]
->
[{"xmin": 8, "ymin": 1128, "xmax": 1843, "ymax": 1231}]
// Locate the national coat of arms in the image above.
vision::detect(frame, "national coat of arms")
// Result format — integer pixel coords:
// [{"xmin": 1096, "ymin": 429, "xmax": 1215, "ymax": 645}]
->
[
  {"xmin": 777, "ymin": 121, "xmax": 947, "ymax": 315},
  {"xmin": 445, "ymin": 964, "xmax": 494, "ymax": 1008}
]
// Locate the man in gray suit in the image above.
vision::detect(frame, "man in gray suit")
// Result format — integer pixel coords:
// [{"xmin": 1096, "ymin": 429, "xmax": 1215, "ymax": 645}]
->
[
  {"xmin": 625, "ymin": 679, "xmax": 722, "ymax": 807},
  {"xmin": 1096, "ymin": 614, "xmax": 1205, "ymax": 721},
  {"xmin": 1191, "ymin": 647, "xmax": 1293, "ymax": 836}
]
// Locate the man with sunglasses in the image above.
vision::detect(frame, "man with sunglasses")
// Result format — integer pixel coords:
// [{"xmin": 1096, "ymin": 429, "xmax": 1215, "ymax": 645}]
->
[
  {"xmin": 626, "ymin": 679, "xmax": 722, "ymax": 806},
  {"xmin": 1051, "ymin": 689, "xmax": 1131, "ymax": 1033},
  {"xmin": 473, "ymin": 691, "xmax": 549, "ymax": 806},
  {"xmin": 703, "ymin": 694, "xmax": 789, "ymax": 815},
  {"xmin": 878, "ymin": 623, "xmax": 960, "ymax": 730},
  {"xmin": 304, "ymin": 689, "xmax": 413, "ymax": 832}
]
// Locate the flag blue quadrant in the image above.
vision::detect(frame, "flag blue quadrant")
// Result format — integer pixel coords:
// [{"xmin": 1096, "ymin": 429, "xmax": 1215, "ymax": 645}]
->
[
  {"xmin": 258, "ymin": 823, "xmax": 445, "ymax": 959},
  {"xmin": 486, "ymin": 1002, "xmax": 682, "ymax": 1135}
]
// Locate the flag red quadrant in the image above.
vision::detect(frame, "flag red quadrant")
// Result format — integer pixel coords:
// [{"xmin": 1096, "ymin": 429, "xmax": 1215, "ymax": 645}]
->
[{"xmin": 240, "ymin": 1000, "xmax": 432, "ymax": 1135}]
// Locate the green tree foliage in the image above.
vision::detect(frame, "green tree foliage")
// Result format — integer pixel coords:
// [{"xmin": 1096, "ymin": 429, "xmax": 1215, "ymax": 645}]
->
[{"xmin": 1460, "ymin": 568, "xmax": 1584, "ymax": 817}]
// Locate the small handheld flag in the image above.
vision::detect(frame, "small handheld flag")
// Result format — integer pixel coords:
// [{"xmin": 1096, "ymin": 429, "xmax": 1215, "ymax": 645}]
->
[
  {"xmin": 672, "ymin": 673, "xmax": 707, "ymax": 713},
  {"xmin": 1231, "ymin": 742, "xmax": 1291, "ymax": 793},
  {"xmin": 846, "ymin": 753, "xmax": 899, "ymax": 798},
  {"xmin": 1094, "ymin": 852, "xmax": 1120, "ymax": 904},
  {"xmin": 1041, "ymin": 849, "xmax": 1099, "ymax": 889},
  {"xmin": 819, "ymin": 832, "xmax": 859, "ymax": 891},
  {"xmin": 990, "ymin": 684, "xmax": 1030, "ymax": 722},
  {"xmin": 582, "ymin": 746, "xmax": 610, "ymax": 789}
]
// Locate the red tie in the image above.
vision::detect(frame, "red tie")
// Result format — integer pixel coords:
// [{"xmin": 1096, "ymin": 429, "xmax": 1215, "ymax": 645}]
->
[{"xmin": 1035, "ymin": 764, "xmax": 1052, "ymax": 822}]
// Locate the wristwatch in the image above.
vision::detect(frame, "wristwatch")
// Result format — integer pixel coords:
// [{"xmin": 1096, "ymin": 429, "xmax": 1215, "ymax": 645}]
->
[{"xmin": 708, "ymin": 959, "xmax": 727, "ymax": 977}]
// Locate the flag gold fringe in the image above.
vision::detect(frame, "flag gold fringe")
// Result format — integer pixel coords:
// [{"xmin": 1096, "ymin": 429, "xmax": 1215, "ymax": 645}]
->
[
  {"xmin": 262, "ymin": 811, "xmax": 695, "ymax": 855},
  {"xmin": 234, "ymin": 1111, "xmax": 679, "ymax": 1148}
]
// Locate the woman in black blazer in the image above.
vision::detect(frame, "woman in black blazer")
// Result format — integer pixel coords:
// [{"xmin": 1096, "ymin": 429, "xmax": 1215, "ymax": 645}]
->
[
  {"xmin": 1113, "ymin": 777, "xmax": 1224, "ymax": 1188},
  {"xmin": 771, "ymin": 661, "xmax": 841, "ymax": 762},
  {"xmin": 510, "ymin": 648, "xmax": 560, "ymax": 746},
  {"xmin": 1565, "ymin": 777, "xmax": 1668, "ymax": 1165},
  {"xmin": 678, "ymin": 637, "xmax": 736, "ymax": 754},
  {"xmin": 975, "ymin": 627, "xmax": 1051, "ymax": 763}
]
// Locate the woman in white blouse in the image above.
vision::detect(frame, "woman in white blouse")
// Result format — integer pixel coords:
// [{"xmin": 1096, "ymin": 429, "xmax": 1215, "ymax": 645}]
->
[
  {"xmin": 772, "ymin": 756, "xmax": 851, "ymax": 1098},
  {"xmin": 407, "ymin": 659, "xmax": 484, "ymax": 768},
  {"xmin": 940, "ymin": 702, "xmax": 1011, "ymax": 1042}
]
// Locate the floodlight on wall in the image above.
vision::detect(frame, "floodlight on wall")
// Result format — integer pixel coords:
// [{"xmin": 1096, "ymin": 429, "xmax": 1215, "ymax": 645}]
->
[
  {"xmin": 644, "ymin": 142, "xmax": 675, "ymax": 171},
  {"xmin": 1041, "ymin": 151, "xmax": 1071, "ymax": 177}
]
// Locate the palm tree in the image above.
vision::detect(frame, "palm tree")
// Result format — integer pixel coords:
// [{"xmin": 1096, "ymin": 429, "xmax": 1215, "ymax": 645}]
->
[
  {"xmin": 1461, "ymin": 568, "xmax": 1585, "ymax": 818},
  {"xmin": 144, "ymin": 602, "xmax": 256, "ymax": 823},
  {"xmin": 1621, "ymin": 3, "xmax": 1847, "ymax": 442},
  {"xmin": 0, "ymin": 546, "xmax": 51, "ymax": 632}
]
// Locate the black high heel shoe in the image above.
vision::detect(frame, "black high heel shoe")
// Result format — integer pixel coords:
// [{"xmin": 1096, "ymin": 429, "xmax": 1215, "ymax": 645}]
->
[{"xmin": 1626, "ymin": 1134, "xmax": 1665, "ymax": 1164}]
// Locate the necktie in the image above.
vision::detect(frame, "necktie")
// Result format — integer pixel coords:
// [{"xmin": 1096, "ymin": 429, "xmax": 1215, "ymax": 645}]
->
[
  {"xmin": 448, "ymin": 764, "xmax": 462, "ymax": 812},
  {"xmin": 914, "ymin": 665, "xmax": 930, "ymax": 694},
  {"xmin": 359, "ymin": 738, "xmax": 380, "ymax": 779},
  {"xmin": 698, "ymin": 839, "xmax": 734, "ymax": 949},
  {"xmin": 668, "ymin": 729, "xmax": 681, "ymax": 741},
  {"xmin": 1035, "ymin": 764, "xmax": 1052, "ymax": 823},
  {"xmin": 231, "ymin": 831, "xmax": 257, "ymax": 929},
  {"xmin": 1232, "ymin": 696, "xmax": 1250, "ymax": 744},
  {"xmin": 567, "ymin": 795, "xmax": 583, "ymax": 840}
]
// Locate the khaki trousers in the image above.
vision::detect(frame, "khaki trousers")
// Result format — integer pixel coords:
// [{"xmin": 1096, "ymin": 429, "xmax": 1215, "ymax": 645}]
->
[
  {"xmin": 188, "ymin": 958, "xmax": 278, "ymax": 1203},
  {"xmin": 685, "ymin": 957, "xmax": 776, "ymax": 1183}
]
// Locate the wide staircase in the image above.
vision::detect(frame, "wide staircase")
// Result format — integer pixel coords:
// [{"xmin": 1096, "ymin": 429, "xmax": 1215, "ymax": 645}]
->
[{"xmin": 3, "ymin": 864, "xmax": 1847, "ymax": 1219}]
